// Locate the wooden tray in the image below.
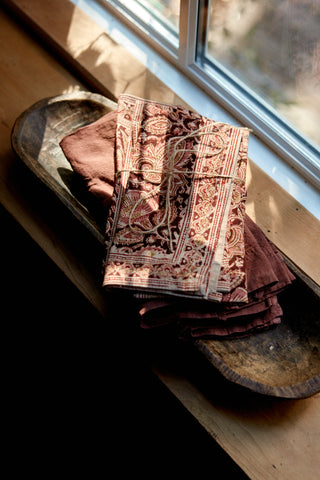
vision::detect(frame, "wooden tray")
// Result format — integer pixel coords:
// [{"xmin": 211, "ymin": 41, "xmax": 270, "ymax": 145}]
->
[{"xmin": 11, "ymin": 91, "xmax": 320, "ymax": 399}]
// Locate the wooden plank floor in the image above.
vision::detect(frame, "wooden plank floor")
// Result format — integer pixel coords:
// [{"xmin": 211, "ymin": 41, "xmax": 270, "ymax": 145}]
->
[{"xmin": 1, "ymin": 4, "xmax": 319, "ymax": 479}]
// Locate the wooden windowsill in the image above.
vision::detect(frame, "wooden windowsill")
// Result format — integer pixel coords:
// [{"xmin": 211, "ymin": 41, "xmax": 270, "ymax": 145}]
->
[{"xmin": 0, "ymin": 3, "xmax": 319, "ymax": 480}]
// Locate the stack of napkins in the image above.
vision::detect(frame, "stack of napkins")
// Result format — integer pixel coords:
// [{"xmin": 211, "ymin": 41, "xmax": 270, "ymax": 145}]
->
[{"xmin": 60, "ymin": 94, "xmax": 294, "ymax": 338}]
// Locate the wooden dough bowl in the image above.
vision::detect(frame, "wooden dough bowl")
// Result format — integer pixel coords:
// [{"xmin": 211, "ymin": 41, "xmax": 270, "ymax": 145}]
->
[{"xmin": 11, "ymin": 91, "xmax": 320, "ymax": 399}]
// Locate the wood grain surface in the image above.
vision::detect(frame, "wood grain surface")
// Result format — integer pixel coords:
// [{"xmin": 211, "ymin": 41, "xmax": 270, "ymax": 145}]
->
[
  {"xmin": 1, "ymin": 4, "xmax": 320, "ymax": 479},
  {"xmin": 11, "ymin": 91, "xmax": 320, "ymax": 399}
]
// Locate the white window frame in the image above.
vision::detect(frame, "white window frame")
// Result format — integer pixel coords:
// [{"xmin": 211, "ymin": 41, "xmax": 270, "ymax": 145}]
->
[{"xmin": 70, "ymin": 0, "xmax": 320, "ymax": 218}]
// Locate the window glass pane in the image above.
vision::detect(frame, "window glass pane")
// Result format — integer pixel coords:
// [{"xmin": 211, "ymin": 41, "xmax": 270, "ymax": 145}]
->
[
  {"xmin": 113, "ymin": 0, "xmax": 180, "ymax": 43},
  {"xmin": 136, "ymin": 0, "xmax": 180, "ymax": 32},
  {"xmin": 200, "ymin": 0, "xmax": 320, "ymax": 147}
]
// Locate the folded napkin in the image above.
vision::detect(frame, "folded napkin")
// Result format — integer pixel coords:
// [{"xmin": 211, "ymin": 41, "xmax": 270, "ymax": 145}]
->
[
  {"xmin": 60, "ymin": 110, "xmax": 118, "ymax": 207},
  {"xmin": 60, "ymin": 94, "xmax": 294, "ymax": 338},
  {"xmin": 102, "ymin": 94, "xmax": 250, "ymax": 302},
  {"xmin": 137, "ymin": 215, "xmax": 295, "ymax": 338}
]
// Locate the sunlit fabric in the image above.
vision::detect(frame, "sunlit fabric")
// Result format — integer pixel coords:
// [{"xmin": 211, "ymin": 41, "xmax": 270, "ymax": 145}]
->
[
  {"xmin": 60, "ymin": 94, "xmax": 294, "ymax": 338},
  {"xmin": 103, "ymin": 94, "xmax": 250, "ymax": 302}
]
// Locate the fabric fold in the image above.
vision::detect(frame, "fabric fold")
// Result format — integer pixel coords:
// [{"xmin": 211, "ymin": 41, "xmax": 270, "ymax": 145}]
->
[
  {"xmin": 60, "ymin": 110, "xmax": 118, "ymax": 207},
  {"xmin": 102, "ymin": 94, "xmax": 250, "ymax": 302},
  {"xmin": 59, "ymin": 93, "xmax": 295, "ymax": 339},
  {"xmin": 137, "ymin": 214, "xmax": 295, "ymax": 338}
]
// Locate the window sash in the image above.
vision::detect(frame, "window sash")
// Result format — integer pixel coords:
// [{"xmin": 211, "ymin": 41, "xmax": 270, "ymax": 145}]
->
[{"xmin": 99, "ymin": 0, "xmax": 320, "ymax": 189}]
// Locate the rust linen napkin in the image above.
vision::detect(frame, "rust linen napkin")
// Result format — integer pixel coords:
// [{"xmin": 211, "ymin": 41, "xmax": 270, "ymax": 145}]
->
[
  {"xmin": 60, "ymin": 95, "xmax": 294, "ymax": 338},
  {"xmin": 60, "ymin": 110, "xmax": 118, "ymax": 207},
  {"xmin": 138, "ymin": 215, "xmax": 295, "ymax": 338}
]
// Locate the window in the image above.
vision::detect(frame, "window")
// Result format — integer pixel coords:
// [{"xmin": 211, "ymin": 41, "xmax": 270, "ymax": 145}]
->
[
  {"xmin": 199, "ymin": 0, "xmax": 320, "ymax": 148},
  {"xmin": 134, "ymin": 0, "xmax": 180, "ymax": 33},
  {"xmin": 103, "ymin": 0, "xmax": 180, "ymax": 51},
  {"xmin": 99, "ymin": 0, "xmax": 320, "ymax": 189}
]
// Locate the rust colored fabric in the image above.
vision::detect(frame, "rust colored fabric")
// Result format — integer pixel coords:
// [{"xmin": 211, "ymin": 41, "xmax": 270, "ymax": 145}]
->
[
  {"xmin": 59, "ymin": 95, "xmax": 295, "ymax": 338},
  {"xmin": 60, "ymin": 110, "xmax": 118, "ymax": 207},
  {"xmin": 137, "ymin": 215, "xmax": 295, "ymax": 338}
]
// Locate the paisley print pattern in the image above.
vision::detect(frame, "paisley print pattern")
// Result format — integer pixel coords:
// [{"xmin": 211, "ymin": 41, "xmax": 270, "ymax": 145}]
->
[{"xmin": 103, "ymin": 94, "xmax": 250, "ymax": 302}]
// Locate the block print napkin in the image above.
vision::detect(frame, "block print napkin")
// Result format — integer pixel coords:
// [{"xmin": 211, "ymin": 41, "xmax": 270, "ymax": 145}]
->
[{"xmin": 103, "ymin": 94, "xmax": 250, "ymax": 302}]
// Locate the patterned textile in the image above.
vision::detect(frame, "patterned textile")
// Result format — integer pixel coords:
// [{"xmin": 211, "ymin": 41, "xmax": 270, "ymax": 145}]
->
[
  {"xmin": 59, "ymin": 94, "xmax": 295, "ymax": 338},
  {"xmin": 103, "ymin": 95, "xmax": 250, "ymax": 302},
  {"xmin": 138, "ymin": 215, "xmax": 295, "ymax": 338}
]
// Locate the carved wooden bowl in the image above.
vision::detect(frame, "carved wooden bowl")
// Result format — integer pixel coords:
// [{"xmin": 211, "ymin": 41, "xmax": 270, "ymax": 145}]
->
[{"xmin": 11, "ymin": 91, "xmax": 320, "ymax": 398}]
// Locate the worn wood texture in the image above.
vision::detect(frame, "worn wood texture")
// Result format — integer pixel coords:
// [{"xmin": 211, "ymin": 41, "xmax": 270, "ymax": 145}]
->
[
  {"xmin": 4, "ymin": 0, "xmax": 320, "ymax": 289},
  {"xmin": 1, "ymin": 7, "xmax": 320, "ymax": 479},
  {"xmin": 154, "ymin": 363, "xmax": 320, "ymax": 480},
  {"xmin": 11, "ymin": 92, "xmax": 116, "ymax": 243},
  {"xmin": 0, "ymin": 8, "xmax": 110, "ymax": 315},
  {"xmin": 11, "ymin": 91, "xmax": 320, "ymax": 399}
]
